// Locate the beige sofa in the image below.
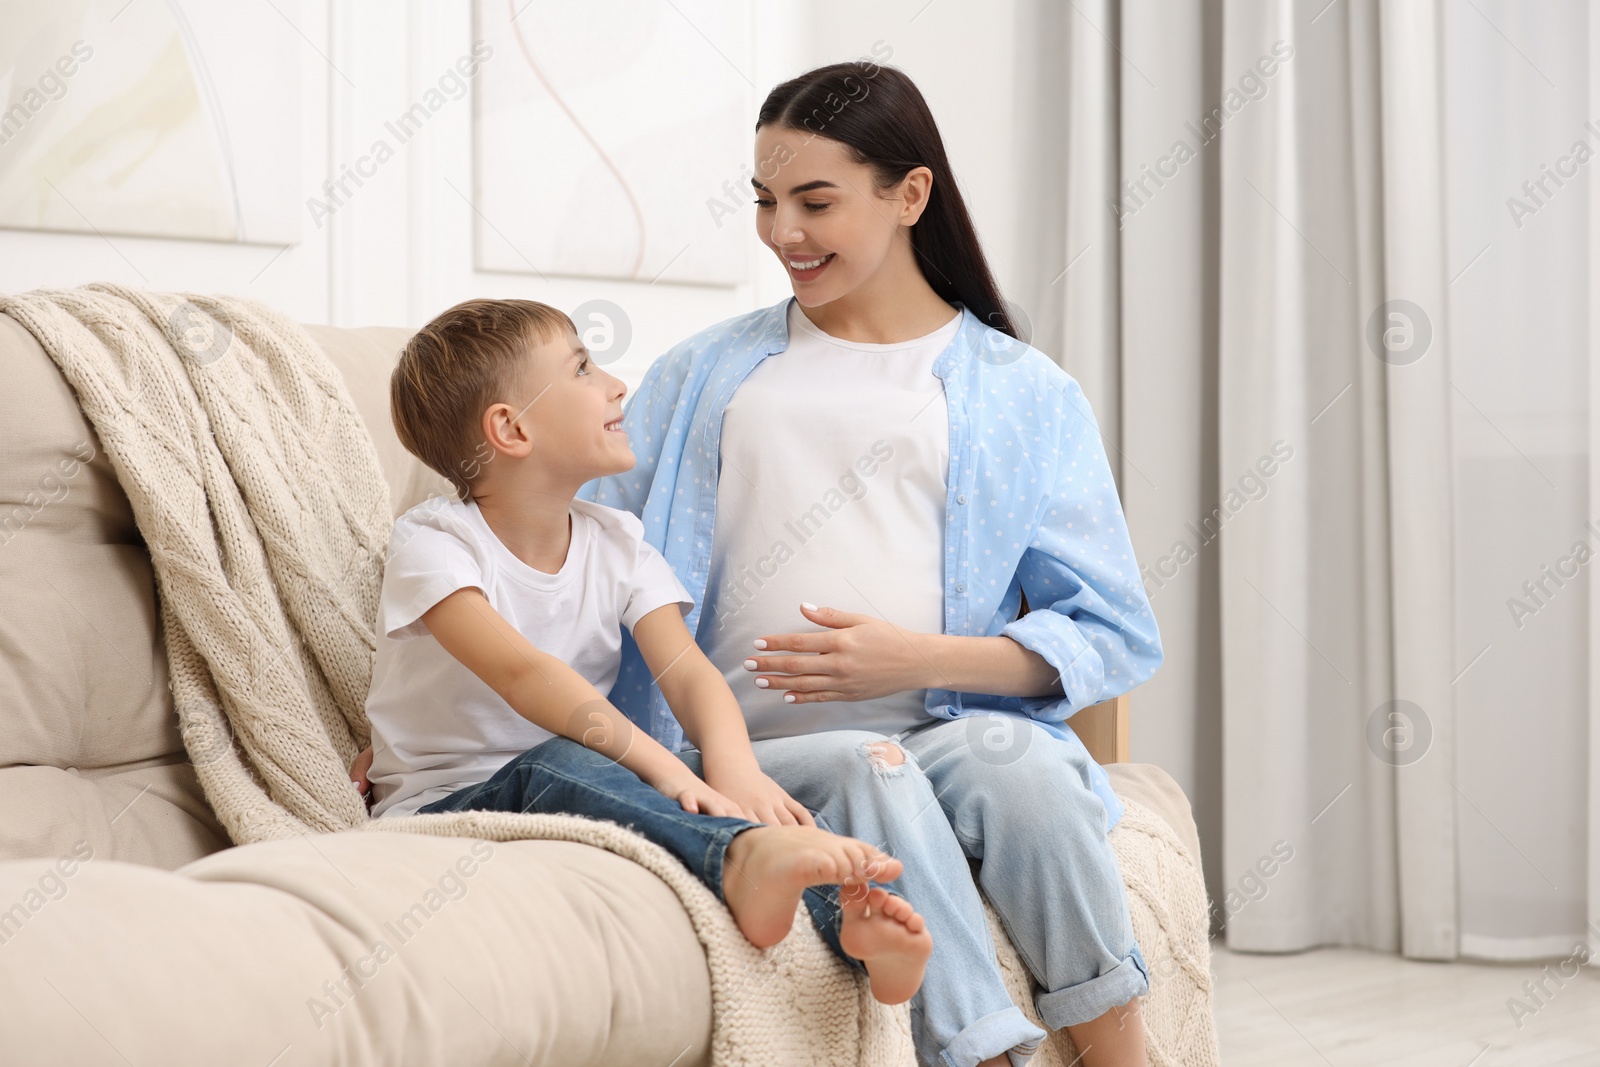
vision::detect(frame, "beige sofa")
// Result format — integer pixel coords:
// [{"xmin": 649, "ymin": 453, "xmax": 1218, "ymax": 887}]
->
[{"xmin": 0, "ymin": 309, "xmax": 1210, "ymax": 1065}]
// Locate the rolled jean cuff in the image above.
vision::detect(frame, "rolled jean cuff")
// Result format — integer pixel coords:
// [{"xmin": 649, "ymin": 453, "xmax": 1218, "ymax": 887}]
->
[
  {"xmin": 938, "ymin": 1007, "xmax": 1048, "ymax": 1067},
  {"xmin": 699, "ymin": 822, "xmax": 755, "ymax": 902},
  {"xmin": 1036, "ymin": 944, "xmax": 1151, "ymax": 1030}
]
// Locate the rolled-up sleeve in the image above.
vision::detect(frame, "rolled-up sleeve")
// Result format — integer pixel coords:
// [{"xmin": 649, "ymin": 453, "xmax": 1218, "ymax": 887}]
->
[{"xmin": 999, "ymin": 375, "xmax": 1163, "ymax": 720}]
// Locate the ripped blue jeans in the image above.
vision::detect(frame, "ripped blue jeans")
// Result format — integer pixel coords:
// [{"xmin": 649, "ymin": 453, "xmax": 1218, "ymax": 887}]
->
[{"xmin": 677, "ymin": 716, "xmax": 1148, "ymax": 1067}]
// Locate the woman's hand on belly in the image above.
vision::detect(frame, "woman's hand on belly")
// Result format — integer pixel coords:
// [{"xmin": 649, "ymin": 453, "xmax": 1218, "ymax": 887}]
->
[{"xmin": 745, "ymin": 602, "xmax": 934, "ymax": 705}]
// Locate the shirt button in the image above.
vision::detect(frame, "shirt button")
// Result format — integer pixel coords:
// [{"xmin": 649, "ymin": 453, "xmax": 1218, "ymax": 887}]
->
[
  {"xmin": 956, "ymin": 583, "xmax": 967, "ymax": 594},
  {"xmin": 957, "ymin": 494, "xmax": 967, "ymax": 504}
]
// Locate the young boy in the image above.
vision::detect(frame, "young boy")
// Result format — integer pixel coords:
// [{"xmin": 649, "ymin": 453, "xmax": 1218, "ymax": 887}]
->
[{"xmin": 357, "ymin": 298, "xmax": 931, "ymax": 1004}]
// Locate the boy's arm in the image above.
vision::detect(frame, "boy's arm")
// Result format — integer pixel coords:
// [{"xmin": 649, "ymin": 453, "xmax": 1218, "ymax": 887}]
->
[
  {"xmin": 631, "ymin": 603, "xmax": 814, "ymax": 826},
  {"xmin": 420, "ymin": 587, "xmax": 746, "ymax": 818}
]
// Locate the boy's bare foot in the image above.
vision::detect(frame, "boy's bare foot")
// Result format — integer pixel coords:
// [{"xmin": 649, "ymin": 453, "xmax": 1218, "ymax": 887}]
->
[
  {"xmin": 722, "ymin": 825, "xmax": 902, "ymax": 948},
  {"xmin": 838, "ymin": 885, "xmax": 933, "ymax": 1004}
]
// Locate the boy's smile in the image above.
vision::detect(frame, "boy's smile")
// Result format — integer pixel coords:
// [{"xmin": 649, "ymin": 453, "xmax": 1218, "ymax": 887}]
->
[
  {"xmin": 479, "ymin": 326, "xmax": 635, "ymax": 502},
  {"xmin": 531, "ymin": 328, "xmax": 633, "ymax": 473}
]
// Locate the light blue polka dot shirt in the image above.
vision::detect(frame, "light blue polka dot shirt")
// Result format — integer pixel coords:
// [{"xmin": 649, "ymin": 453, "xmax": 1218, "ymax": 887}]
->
[{"xmin": 577, "ymin": 297, "xmax": 1163, "ymax": 831}]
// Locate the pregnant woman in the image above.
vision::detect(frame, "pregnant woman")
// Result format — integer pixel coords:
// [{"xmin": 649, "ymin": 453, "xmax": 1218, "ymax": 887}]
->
[{"xmin": 577, "ymin": 63, "xmax": 1163, "ymax": 1067}]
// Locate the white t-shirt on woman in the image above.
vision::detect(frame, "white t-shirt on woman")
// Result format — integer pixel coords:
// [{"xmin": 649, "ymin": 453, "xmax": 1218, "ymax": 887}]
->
[
  {"xmin": 367, "ymin": 496, "xmax": 693, "ymax": 817},
  {"xmin": 701, "ymin": 301, "xmax": 961, "ymax": 741}
]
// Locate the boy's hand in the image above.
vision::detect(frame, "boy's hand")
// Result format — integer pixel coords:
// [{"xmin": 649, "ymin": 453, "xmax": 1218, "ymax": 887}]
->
[
  {"xmin": 349, "ymin": 745, "xmax": 374, "ymax": 810},
  {"xmin": 704, "ymin": 762, "xmax": 817, "ymax": 827},
  {"xmin": 628, "ymin": 602, "xmax": 813, "ymax": 825},
  {"xmin": 652, "ymin": 769, "xmax": 755, "ymax": 821}
]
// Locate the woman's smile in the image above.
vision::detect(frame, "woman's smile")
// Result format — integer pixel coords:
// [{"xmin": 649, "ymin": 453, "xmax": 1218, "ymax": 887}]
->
[{"xmin": 784, "ymin": 251, "xmax": 835, "ymax": 281}]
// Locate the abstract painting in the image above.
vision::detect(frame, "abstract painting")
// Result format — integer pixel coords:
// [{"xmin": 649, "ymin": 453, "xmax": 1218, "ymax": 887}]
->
[
  {"xmin": 0, "ymin": 0, "xmax": 300, "ymax": 245},
  {"xmin": 473, "ymin": 0, "xmax": 749, "ymax": 286}
]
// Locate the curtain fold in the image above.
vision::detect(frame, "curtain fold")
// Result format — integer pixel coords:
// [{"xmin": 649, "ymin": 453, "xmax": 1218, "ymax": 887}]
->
[
  {"xmin": 1374, "ymin": 0, "xmax": 1460, "ymax": 961},
  {"xmin": 1590, "ymin": 0, "xmax": 1600, "ymax": 964},
  {"xmin": 1214, "ymin": 0, "xmax": 1418, "ymax": 955},
  {"xmin": 1025, "ymin": 0, "xmax": 1591, "ymax": 961}
]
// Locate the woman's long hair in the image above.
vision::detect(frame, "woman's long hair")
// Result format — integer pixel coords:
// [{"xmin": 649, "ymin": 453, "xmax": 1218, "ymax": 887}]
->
[{"xmin": 756, "ymin": 62, "xmax": 1018, "ymax": 339}]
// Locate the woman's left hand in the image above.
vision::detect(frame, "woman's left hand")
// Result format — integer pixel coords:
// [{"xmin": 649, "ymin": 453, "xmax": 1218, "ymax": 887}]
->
[{"xmin": 745, "ymin": 603, "xmax": 937, "ymax": 704}]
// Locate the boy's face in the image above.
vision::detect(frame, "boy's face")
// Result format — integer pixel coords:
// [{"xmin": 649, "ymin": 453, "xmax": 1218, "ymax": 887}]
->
[{"xmin": 494, "ymin": 326, "xmax": 634, "ymax": 487}]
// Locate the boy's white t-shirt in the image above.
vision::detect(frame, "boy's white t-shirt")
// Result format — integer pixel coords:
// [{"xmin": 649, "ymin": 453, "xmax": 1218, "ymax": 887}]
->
[{"xmin": 367, "ymin": 496, "xmax": 693, "ymax": 818}]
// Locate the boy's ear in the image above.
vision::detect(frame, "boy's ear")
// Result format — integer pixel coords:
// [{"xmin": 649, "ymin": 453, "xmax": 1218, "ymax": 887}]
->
[{"xmin": 481, "ymin": 402, "xmax": 535, "ymax": 460}]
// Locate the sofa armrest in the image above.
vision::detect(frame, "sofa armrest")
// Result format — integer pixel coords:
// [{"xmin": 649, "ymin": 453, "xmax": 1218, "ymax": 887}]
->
[{"xmin": 1065, "ymin": 693, "xmax": 1130, "ymax": 764}]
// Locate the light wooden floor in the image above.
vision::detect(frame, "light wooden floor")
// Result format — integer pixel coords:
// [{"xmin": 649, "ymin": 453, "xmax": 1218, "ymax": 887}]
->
[{"xmin": 1213, "ymin": 944, "xmax": 1600, "ymax": 1065}]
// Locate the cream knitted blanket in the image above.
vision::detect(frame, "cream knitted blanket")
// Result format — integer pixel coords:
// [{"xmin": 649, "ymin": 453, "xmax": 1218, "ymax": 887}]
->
[{"xmin": 3, "ymin": 285, "xmax": 1218, "ymax": 1066}]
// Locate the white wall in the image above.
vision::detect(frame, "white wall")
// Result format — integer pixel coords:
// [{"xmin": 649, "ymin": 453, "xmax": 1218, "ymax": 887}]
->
[
  {"xmin": 796, "ymin": 0, "xmax": 1029, "ymax": 312},
  {"xmin": 0, "ymin": 0, "xmax": 1033, "ymax": 396},
  {"xmin": 324, "ymin": 0, "xmax": 794, "ymax": 391}
]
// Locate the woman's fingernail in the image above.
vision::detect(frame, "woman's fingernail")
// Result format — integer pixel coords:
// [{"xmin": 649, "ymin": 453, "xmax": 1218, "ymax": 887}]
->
[
  {"xmin": 752, "ymin": 638, "xmax": 767, "ymax": 649},
  {"xmin": 801, "ymin": 601, "xmax": 818, "ymax": 612},
  {"xmin": 783, "ymin": 693, "xmax": 796, "ymax": 703},
  {"xmin": 755, "ymin": 678, "xmax": 769, "ymax": 688},
  {"xmin": 743, "ymin": 658, "xmax": 758, "ymax": 671}
]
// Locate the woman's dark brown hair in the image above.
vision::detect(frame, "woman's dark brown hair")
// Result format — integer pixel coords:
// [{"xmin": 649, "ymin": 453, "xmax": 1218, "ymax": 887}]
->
[{"xmin": 756, "ymin": 62, "xmax": 1017, "ymax": 338}]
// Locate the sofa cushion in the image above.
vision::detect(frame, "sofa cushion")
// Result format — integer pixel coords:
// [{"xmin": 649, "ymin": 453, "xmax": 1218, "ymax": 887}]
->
[
  {"xmin": 0, "ymin": 314, "xmax": 451, "ymax": 871},
  {"xmin": 0, "ymin": 311, "xmax": 233, "ymax": 869},
  {"xmin": 301, "ymin": 324, "xmax": 453, "ymax": 517},
  {"xmin": 0, "ymin": 761, "xmax": 227, "ymax": 869},
  {"xmin": 0, "ymin": 831, "xmax": 713, "ymax": 1067},
  {"xmin": 0, "ymin": 313, "xmax": 174, "ymax": 772}
]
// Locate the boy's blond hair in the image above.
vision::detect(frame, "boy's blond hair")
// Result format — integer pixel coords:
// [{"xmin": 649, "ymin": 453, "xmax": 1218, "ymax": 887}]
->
[{"xmin": 391, "ymin": 298, "xmax": 575, "ymax": 502}]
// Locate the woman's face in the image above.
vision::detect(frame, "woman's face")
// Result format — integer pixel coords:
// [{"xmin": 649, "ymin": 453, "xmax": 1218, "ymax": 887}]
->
[{"xmin": 751, "ymin": 125, "xmax": 926, "ymax": 308}]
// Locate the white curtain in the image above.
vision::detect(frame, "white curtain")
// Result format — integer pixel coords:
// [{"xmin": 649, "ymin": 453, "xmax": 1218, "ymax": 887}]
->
[{"xmin": 1016, "ymin": 0, "xmax": 1597, "ymax": 961}]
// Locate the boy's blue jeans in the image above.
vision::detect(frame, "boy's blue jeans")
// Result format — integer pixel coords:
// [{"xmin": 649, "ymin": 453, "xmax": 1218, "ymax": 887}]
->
[
  {"xmin": 416, "ymin": 735, "xmax": 884, "ymax": 971},
  {"xmin": 674, "ymin": 717, "xmax": 1149, "ymax": 1067}
]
